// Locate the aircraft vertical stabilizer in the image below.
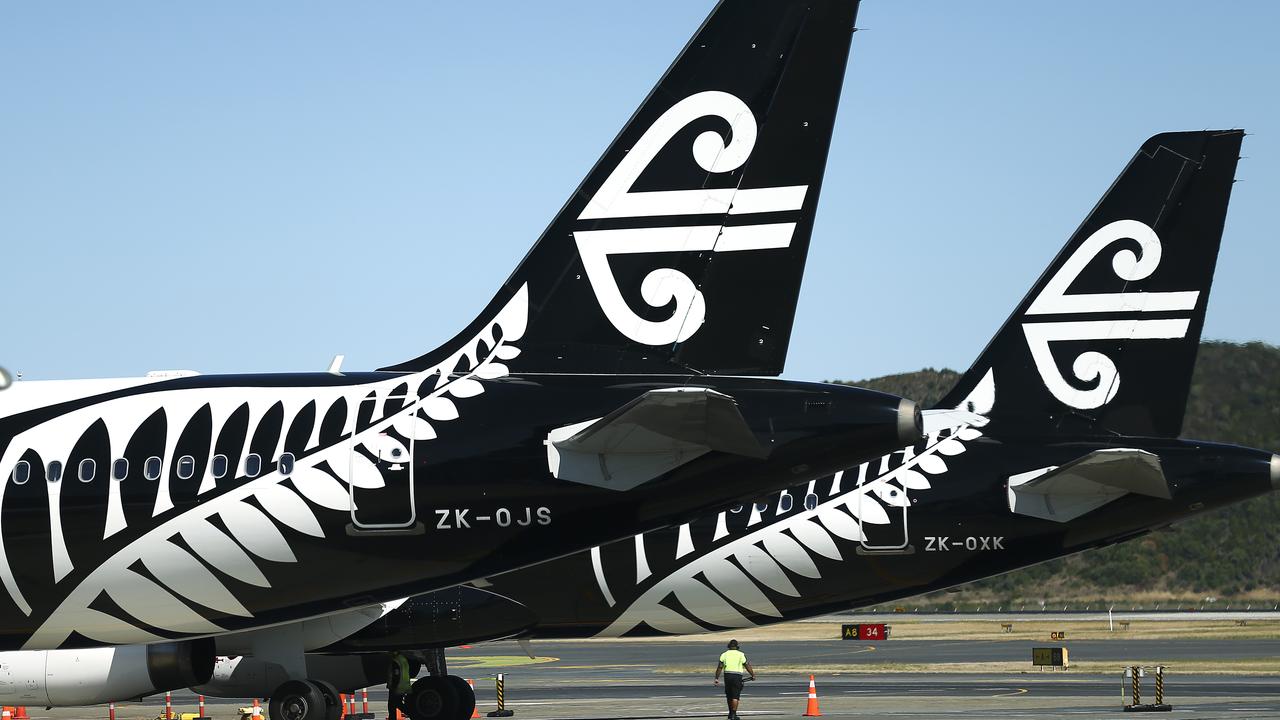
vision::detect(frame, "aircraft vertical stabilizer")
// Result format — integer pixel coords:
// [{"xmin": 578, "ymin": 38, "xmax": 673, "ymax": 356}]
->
[{"xmin": 938, "ymin": 131, "xmax": 1244, "ymax": 438}]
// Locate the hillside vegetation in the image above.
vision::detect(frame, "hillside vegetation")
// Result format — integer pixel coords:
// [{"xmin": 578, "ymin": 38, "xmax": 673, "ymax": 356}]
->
[{"xmin": 837, "ymin": 341, "xmax": 1280, "ymax": 602}]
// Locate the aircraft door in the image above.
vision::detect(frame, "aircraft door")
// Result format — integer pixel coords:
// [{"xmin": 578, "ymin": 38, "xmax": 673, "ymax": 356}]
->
[
  {"xmin": 857, "ymin": 463, "xmax": 913, "ymax": 554},
  {"xmin": 350, "ymin": 395, "xmax": 417, "ymax": 530}
]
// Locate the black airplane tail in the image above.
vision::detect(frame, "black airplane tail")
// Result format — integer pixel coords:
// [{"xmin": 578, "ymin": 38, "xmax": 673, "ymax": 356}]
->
[
  {"xmin": 936, "ymin": 130, "xmax": 1244, "ymax": 438},
  {"xmin": 381, "ymin": 0, "xmax": 859, "ymax": 376}
]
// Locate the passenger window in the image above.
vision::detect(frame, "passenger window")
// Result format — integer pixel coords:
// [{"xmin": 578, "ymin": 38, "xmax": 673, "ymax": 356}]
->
[
  {"xmin": 779, "ymin": 494, "xmax": 794, "ymax": 513},
  {"xmin": 112, "ymin": 458, "xmax": 128, "ymax": 481},
  {"xmin": 753, "ymin": 501, "xmax": 768, "ymax": 513},
  {"xmin": 211, "ymin": 454, "xmax": 228, "ymax": 479},
  {"xmin": 11, "ymin": 461, "xmax": 30, "ymax": 485},
  {"xmin": 279, "ymin": 453, "xmax": 295, "ymax": 477},
  {"xmin": 144, "ymin": 456, "xmax": 162, "ymax": 481},
  {"xmin": 176, "ymin": 456, "xmax": 196, "ymax": 480},
  {"xmin": 47, "ymin": 461, "xmax": 63, "ymax": 483},
  {"xmin": 730, "ymin": 505, "xmax": 744, "ymax": 514},
  {"xmin": 804, "ymin": 493, "xmax": 819, "ymax": 511},
  {"xmin": 78, "ymin": 459, "xmax": 96, "ymax": 482},
  {"xmin": 244, "ymin": 453, "xmax": 262, "ymax": 478}
]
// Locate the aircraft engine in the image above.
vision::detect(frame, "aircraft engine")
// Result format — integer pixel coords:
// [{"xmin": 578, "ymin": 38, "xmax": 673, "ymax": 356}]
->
[
  {"xmin": 0, "ymin": 639, "xmax": 215, "ymax": 707},
  {"xmin": 192, "ymin": 653, "xmax": 389, "ymax": 698}
]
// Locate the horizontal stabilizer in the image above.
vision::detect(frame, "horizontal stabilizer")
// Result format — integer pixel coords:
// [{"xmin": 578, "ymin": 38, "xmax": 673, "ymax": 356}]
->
[
  {"xmin": 546, "ymin": 388, "xmax": 765, "ymax": 491},
  {"xmin": 1007, "ymin": 449, "xmax": 1169, "ymax": 523}
]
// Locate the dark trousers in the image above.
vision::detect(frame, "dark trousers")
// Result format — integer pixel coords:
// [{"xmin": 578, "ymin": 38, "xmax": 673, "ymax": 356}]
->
[
  {"xmin": 723, "ymin": 673, "xmax": 745, "ymax": 700},
  {"xmin": 389, "ymin": 691, "xmax": 404, "ymax": 718}
]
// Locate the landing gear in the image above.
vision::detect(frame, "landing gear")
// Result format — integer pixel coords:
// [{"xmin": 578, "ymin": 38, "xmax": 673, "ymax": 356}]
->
[
  {"xmin": 447, "ymin": 675, "xmax": 476, "ymax": 720},
  {"xmin": 399, "ymin": 648, "xmax": 477, "ymax": 720},
  {"xmin": 406, "ymin": 676, "xmax": 459, "ymax": 720},
  {"xmin": 270, "ymin": 679, "xmax": 329, "ymax": 720},
  {"xmin": 313, "ymin": 679, "xmax": 344, "ymax": 720}
]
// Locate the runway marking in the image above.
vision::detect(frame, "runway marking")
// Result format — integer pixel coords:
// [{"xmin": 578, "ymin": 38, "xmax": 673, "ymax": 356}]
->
[
  {"xmin": 448, "ymin": 654, "xmax": 559, "ymax": 668},
  {"xmin": 991, "ymin": 688, "xmax": 1028, "ymax": 697},
  {"xmin": 551, "ymin": 664, "xmax": 660, "ymax": 669}
]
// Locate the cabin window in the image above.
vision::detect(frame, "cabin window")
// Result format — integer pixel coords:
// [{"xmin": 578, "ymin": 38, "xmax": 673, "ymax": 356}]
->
[
  {"xmin": 211, "ymin": 454, "xmax": 228, "ymax": 479},
  {"xmin": 11, "ymin": 461, "xmax": 30, "ymax": 485},
  {"xmin": 753, "ymin": 501, "xmax": 768, "ymax": 513},
  {"xmin": 78, "ymin": 459, "xmax": 96, "ymax": 482},
  {"xmin": 47, "ymin": 461, "xmax": 63, "ymax": 483},
  {"xmin": 112, "ymin": 458, "xmax": 129, "ymax": 481},
  {"xmin": 779, "ymin": 494, "xmax": 794, "ymax": 513},
  {"xmin": 804, "ymin": 492, "xmax": 819, "ymax": 511},
  {"xmin": 730, "ymin": 505, "xmax": 744, "ymax": 514},
  {"xmin": 176, "ymin": 455, "xmax": 196, "ymax": 480},
  {"xmin": 144, "ymin": 456, "xmax": 162, "ymax": 481},
  {"xmin": 279, "ymin": 452, "xmax": 295, "ymax": 477},
  {"xmin": 244, "ymin": 453, "xmax": 262, "ymax": 478}
]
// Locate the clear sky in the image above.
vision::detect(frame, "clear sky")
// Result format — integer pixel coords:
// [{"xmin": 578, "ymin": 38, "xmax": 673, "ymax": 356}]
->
[{"xmin": 2, "ymin": 1, "xmax": 1276, "ymax": 384}]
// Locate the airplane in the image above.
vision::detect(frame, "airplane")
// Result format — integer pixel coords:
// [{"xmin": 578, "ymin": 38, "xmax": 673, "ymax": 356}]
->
[
  {"xmin": 244, "ymin": 129, "xmax": 1276, "ymax": 657},
  {"xmin": 0, "ymin": 0, "xmax": 925, "ymax": 717},
  {"xmin": 5, "ymin": 129, "xmax": 1272, "ymax": 720}
]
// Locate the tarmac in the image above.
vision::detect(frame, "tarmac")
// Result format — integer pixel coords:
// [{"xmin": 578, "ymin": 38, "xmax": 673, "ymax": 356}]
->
[{"xmin": 19, "ymin": 637, "xmax": 1280, "ymax": 719}]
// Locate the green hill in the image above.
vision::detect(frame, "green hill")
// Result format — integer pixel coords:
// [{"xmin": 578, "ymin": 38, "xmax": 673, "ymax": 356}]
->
[{"xmin": 837, "ymin": 341, "xmax": 1280, "ymax": 602}]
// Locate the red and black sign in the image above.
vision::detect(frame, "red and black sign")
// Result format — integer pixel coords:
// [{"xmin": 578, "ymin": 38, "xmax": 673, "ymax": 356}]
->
[{"xmin": 841, "ymin": 623, "xmax": 890, "ymax": 640}]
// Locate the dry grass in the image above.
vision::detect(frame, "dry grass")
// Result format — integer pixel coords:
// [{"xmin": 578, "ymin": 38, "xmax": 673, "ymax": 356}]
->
[
  {"xmin": 655, "ymin": 658, "xmax": 1280, "ymax": 675},
  {"xmin": 593, "ymin": 619, "xmax": 1280, "ymax": 643}
]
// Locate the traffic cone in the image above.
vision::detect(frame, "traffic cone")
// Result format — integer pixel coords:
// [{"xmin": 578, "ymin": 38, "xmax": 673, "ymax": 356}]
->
[
  {"xmin": 468, "ymin": 679, "xmax": 480, "ymax": 719},
  {"xmin": 108, "ymin": 704, "xmax": 116, "ymax": 720},
  {"xmin": 12, "ymin": 709, "xmax": 25, "ymax": 720},
  {"xmin": 4, "ymin": 706, "xmax": 13, "ymax": 720},
  {"xmin": 252, "ymin": 697, "xmax": 262, "ymax": 719},
  {"xmin": 803, "ymin": 675, "xmax": 821, "ymax": 717}
]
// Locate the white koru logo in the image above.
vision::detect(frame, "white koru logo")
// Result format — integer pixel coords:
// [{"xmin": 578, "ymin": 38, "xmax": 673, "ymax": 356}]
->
[
  {"xmin": 1022, "ymin": 219, "xmax": 1198, "ymax": 410},
  {"xmin": 575, "ymin": 91, "xmax": 808, "ymax": 346}
]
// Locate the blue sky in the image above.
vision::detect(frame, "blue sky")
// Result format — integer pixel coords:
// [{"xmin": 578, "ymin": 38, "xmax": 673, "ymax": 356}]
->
[{"xmin": 2, "ymin": 1, "xmax": 1276, "ymax": 383}]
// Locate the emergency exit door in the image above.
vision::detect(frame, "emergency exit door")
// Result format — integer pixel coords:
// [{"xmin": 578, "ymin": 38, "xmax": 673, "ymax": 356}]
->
[{"xmin": 349, "ymin": 395, "xmax": 417, "ymax": 530}]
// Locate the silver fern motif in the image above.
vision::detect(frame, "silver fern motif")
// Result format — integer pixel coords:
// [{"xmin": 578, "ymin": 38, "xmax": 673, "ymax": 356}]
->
[
  {"xmin": 595, "ymin": 420, "xmax": 985, "ymax": 636},
  {"xmin": 2, "ymin": 286, "xmax": 529, "ymax": 649}
]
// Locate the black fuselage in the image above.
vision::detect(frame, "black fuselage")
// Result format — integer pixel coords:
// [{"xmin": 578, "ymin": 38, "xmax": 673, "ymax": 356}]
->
[
  {"xmin": 0, "ymin": 367, "xmax": 910, "ymax": 650},
  {"xmin": 325, "ymin": 420, "xmax": 1276, "ymax": 648}
]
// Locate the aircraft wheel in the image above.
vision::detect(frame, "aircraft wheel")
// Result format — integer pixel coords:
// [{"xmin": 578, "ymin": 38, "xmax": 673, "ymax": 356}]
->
[
  {"xmin": 447, "ymin": 675, "xmax": 476, "ymax": 720},
  {"xmin": 313, "ymin": 678, "xmax": 344, "ymax": 720},
  {"xmin": 405, "ymin": 675, "xmax": 459, "ymax": 720},
  {"xmin": 270, "ymin": 679, "xmax": 328, "ymax": 720}
]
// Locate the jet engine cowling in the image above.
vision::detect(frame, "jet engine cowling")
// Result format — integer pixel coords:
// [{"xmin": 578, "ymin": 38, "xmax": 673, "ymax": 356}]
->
[{"xmin": 0, "ymin": 639, "xmax": 215, "ymax": 707}]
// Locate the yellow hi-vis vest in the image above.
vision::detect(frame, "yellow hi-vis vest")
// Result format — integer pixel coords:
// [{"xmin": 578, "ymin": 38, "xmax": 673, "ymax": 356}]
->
[
  {"xmin": 389, "ymin": 654, "xmax": 412, "ymax": 693},
  {"xmin": 720, "ymin": 649, "xmax": 747, "ymax": 674}
]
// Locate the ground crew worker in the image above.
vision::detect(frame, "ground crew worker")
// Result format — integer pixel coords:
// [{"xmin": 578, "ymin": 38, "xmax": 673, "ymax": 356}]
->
[
  {"xmin": 388, "ymin": 650, "xmax": 412, "ymax": 718},
  {"xmin": 713, "ymin": 639, "xmax": 755, "ymax": 720}
]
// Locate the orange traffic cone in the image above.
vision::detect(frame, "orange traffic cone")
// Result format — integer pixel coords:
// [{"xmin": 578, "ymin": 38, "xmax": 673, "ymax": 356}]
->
[
  {"xmin": 803, "ymin": 674, "xmax": 821, "ymax": 717},
  {"xmin": 12, "ymin": 709, "xmax": 25, "ymax": 720},
  {"xmin": 3, "ymin": 706, "xmax": 13, "ymax": 720},
  {"xmin": 468, "ymin": 679, "xmax": 480, "ymax": 719}
]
